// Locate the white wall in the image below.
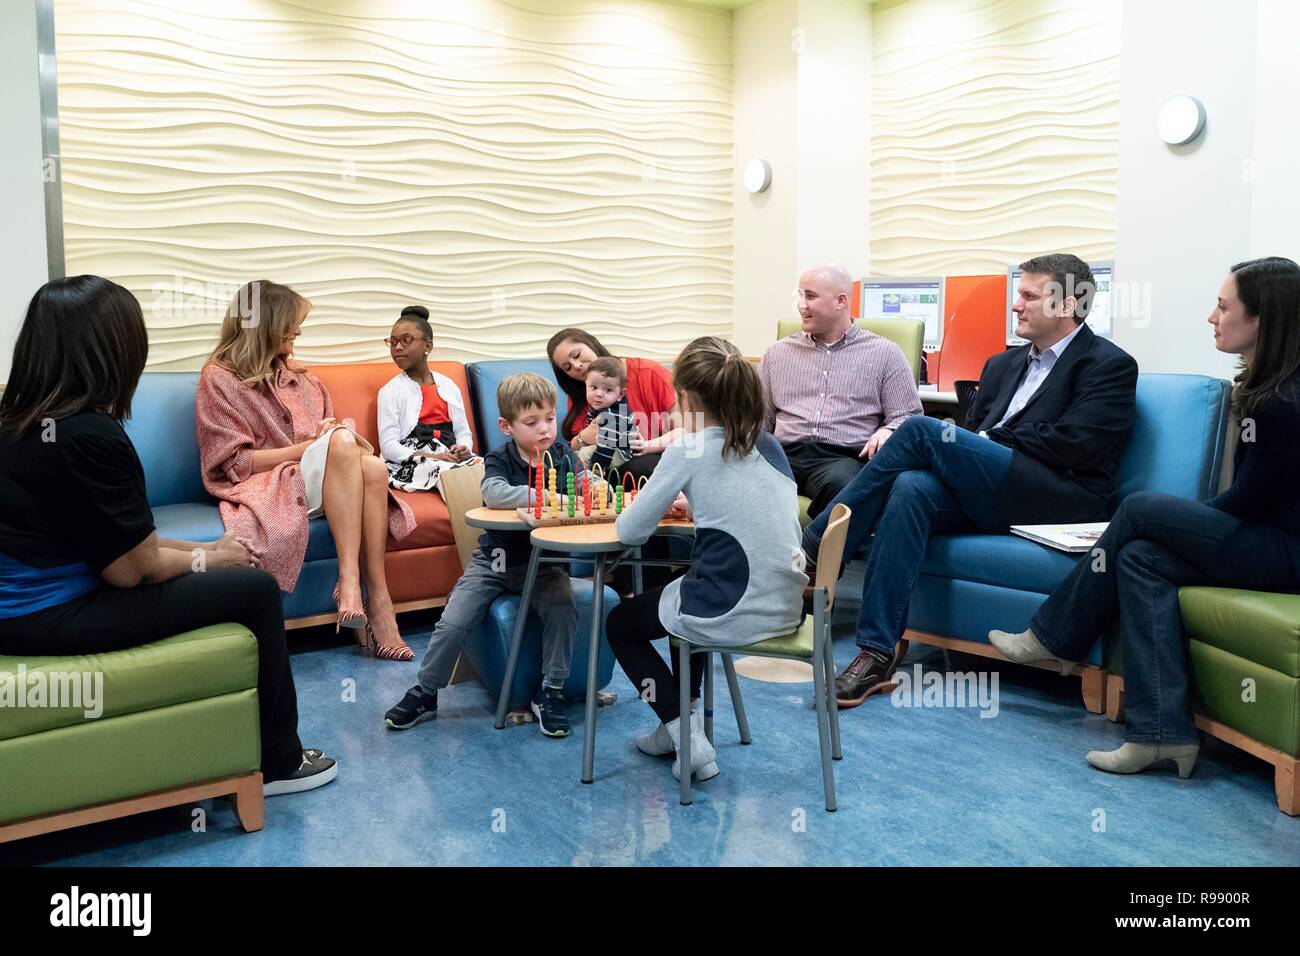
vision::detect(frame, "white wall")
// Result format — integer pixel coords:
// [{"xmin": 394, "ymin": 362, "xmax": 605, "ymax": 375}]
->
[
  {"xmin": 731, "ymin": 0, "xmax": 871, "ymax": 357},
  {"xmin": 0, "ymin": 0, "xmax": 51, "ymax": 383},
  {"xmin": 53, "ymin": 0, "xmax": 734, "ymax": 369},
  {"xmin": 11, "ymin": 0, "xmax": 1299, "ymax": 381},
  {"xmin": 735, "ymin": 0, "xmax": 1300, "ymax": 381},
  {"xmin": 1248, "ymin": 0, "xmax": 1300, "ymax": 265},
  {"xmin": 1113, "ymin": 0, "xmax": 1300, "ymax": 380},
  {"xmin": 1112, "ymin": 0, "xmax": 1258, "ymax": 380},
  {"xmin": 869, "ymin": 0, "xmax": 1120, "ymax": 276},
  {"xmin": 795, "ymin": 0, "xmax": 870, "ymax": 277},
  {"xmin": 732, "ymin": 0, "xmax": 799, "ymax": 356}
]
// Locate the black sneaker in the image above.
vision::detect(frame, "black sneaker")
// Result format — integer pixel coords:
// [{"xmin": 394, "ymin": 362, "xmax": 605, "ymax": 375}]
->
[
  {"xmin": 385, "ymin": 685, "xmax": 439, "ymax": 730},
  {"xmin": 264, "ymin": 749, "xmax": 338, "ymax": 797},
  {"xmin": 531, "ymin": 686, "xmax": 570, "ymax": 738}
]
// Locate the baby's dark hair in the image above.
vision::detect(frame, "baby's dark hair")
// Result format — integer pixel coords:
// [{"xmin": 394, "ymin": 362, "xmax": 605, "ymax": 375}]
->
[
  {"xmin": 672, "ymin": 336, "xmax": 763, "ymax": 459},
  {"xmin": 397, "ymin": 304, "xmax": 432, "ymax": 340},
  {"xmin": 586, "ymin": 355, "xmax": 627, "ymax": 387}
]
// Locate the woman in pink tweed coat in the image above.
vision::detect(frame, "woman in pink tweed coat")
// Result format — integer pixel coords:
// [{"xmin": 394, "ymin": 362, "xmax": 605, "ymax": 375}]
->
[{"xmin": 195, "ymin": 280, "xmax": 417, "ymax": 661}]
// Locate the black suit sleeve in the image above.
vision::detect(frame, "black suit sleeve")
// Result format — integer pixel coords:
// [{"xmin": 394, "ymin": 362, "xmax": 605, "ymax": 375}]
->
[
  {"xmin": 965, "ymin": 355, "xmax": 999, "ymax": 431},
  {"xmin": 986, "ymin": 351, "xmax": 1138, "ymax": 473},
  {"xmin": 1209, "ymin": 396, "xmax": 1300, "ymax": 518}
]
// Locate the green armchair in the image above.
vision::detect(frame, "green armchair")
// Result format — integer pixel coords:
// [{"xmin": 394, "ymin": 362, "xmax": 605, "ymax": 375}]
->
[
  {"xmin": 1106, "ymin": 588, "xmax": 1300, "ymax": 815},
  {"xmin": 0, "ymin": 623, "xmax": 265, "ymax": 842},
  {"xmin": 773, "ymin": 318, "xmax": 925, "ymax": 528},
  {"xmin": 775, "ymin": 317, "xmax": 925, "ymax": 383}
]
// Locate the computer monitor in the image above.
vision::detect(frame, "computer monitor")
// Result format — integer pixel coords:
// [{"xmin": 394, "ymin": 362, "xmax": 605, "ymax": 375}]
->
[
  {"xmin": 1006, "ymin": 260, "xmax": 1114, "ymax": 345},
  {"xmin": 859, "ymin": 277, "xmax": 944, "ymax": 351}
]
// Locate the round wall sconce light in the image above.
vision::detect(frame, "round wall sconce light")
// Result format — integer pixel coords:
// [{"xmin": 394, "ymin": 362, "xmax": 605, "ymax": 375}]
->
[
  {"xmin": 743, "ymin": 158, "xmax": 772, "ymax": 194},
  {"xmin": 1156, "ymin": 95, "xmax": 1206, "ymax": 146}
]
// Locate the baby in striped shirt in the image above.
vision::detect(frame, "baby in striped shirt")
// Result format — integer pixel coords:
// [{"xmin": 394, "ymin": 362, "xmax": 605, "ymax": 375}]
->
[{"xmin": 576, "ymin": 356, "xmax": 642, "ymax": 473}]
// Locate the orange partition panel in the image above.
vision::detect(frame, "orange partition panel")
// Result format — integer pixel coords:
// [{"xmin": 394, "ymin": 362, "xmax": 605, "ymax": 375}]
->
[
  {"xmin": 851, "ymin": 280, "xmax": 861, "ymax": 318},
  {"xmin": 309, "ymin": 361, "xmax": 480, "ymax": 452},
  {"xmin": 937, "ymin": 275, "xmax": 1008, "ymax": 392}
]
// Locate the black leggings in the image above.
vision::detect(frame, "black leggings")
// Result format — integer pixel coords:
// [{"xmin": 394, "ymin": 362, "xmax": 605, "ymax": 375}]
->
[
  {"xmin": 605, "ymin": 586, "xmax": 705, "ymax": 724},
  {"xmin": 0, "ymin": 567, "xmax": 303, "ymax": 780}
]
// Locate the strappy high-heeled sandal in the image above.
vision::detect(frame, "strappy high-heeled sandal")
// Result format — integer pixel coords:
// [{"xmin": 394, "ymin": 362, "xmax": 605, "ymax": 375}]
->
[
  {"xmin": 364, "ymin": 623, "xmax": 415, "ymax": 662},
  {"xmin": 333, "ymin": 584, "xmax": 368, "ymax": 638}
]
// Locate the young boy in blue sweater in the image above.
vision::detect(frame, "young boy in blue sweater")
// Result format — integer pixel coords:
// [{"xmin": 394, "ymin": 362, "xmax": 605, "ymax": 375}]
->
[{"xmin": 384, "ymin": 373, "xmax": 579, "ymax": 737}]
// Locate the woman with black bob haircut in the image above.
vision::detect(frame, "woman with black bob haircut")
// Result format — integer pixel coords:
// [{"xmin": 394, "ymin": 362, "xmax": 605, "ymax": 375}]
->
[
  {"xmin": 0, "ymin": 275, "xmax": 336, "ymax": 797},
  {"xmin": 990, "ymin": 256, "xmax": 1300, "ymax": 782}
]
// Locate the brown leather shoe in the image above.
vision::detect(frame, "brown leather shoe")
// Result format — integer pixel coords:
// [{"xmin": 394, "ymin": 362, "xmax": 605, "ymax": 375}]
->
[{"xmin": 835, "ymin": 640, "xmax": 908, "ymax": 708}]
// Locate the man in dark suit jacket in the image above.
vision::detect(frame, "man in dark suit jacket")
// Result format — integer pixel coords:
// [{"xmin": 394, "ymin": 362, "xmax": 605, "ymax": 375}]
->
[{"xmin": 801, "ymin": 253, "xmax": 1139, "ymax": 707}]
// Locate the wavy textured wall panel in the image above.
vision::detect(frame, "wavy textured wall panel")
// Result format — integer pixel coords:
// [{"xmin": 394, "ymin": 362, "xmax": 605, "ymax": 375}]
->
[
  {"xmin": 870, "ymin": 0, "xmax": 1120, "ymax": 276},
  {"xmin": 54, "ymin": 0, "xmax": 733, "ymax": 369}
]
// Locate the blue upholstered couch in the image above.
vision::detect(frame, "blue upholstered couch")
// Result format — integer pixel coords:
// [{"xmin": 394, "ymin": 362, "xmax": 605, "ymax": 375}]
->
[
  {"xmin": 904, "ymin": 373, "xmax": 1231, "ymax": 712},
  {"xmin": 123, "ymin": 364, "xmax": 618, "ymax": 709},
  {"xmin": 465, "ymin": 358, "xmax": 566, "ymax": 453},
  {"xmin": 125, "ymin": 371, "xmax": 346, "ymax": 621}
]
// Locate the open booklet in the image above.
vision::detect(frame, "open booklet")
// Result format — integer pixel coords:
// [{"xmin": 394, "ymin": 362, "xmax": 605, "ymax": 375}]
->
[{"xmin": 1009, "ymin": 522, "xmax": 1108, "ymax": 553}]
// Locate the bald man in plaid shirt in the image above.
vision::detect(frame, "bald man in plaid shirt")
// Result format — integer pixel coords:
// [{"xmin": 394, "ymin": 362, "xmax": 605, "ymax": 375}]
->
[{"xmin": 758, "ymin": 264, "xmax": 923, "ymax": 519}]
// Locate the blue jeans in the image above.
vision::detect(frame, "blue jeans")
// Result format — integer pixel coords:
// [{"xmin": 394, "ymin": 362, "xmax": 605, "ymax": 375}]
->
[
  {"xmin": 1032, "ymin": 492, "xmax": 1240, "ymax": 745},
  {"xmin": 803, "ymin": 416, "xmax": 1013, "ymax": 654}
]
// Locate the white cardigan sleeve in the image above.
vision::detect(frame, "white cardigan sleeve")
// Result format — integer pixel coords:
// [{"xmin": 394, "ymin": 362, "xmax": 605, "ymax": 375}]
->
[{"xmin": 377, "ymin": 377, "xmax": 410, "ymax": 464}]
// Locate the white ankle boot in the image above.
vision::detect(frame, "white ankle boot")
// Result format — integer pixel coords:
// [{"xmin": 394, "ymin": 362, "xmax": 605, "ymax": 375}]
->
[
  {"xmin": 988, "ymin": 626, "xmax": 1076, "ymax": 676},
  {"xmin": 635, "ymin": 722, "xmax": 674, "ymax": 757},
  {"xmin": 1086, "ymin": 741, "xmax": 1199, "ymax": 778},
  {"xmin": 665, "ymin": 712, "xmax": 719, "ymax": 782},
  {"xmin": 635, "ymin": 700, "xmax": 699, "ymax": 757}
]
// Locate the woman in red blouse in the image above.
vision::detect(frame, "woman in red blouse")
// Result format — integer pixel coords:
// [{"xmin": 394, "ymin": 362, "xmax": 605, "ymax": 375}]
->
[
  {"xmin": 546, "ymin": 328, "xmax": 682, "ymax": 481},
  {"xmin": 196, "ymin": 281, "xmax": 417, "ymax": 661}
]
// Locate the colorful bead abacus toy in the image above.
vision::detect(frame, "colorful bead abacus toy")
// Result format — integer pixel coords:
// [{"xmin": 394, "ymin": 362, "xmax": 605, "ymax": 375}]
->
[{"xmin": 518, "ymin": 454, "xmax": 642, "ymax": 527}]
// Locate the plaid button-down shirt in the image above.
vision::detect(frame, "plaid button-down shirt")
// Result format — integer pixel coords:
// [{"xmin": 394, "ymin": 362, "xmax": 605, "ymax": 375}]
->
[{"xmin": 758, "ymin": 323, "xmax": 922, "ymax": 448}]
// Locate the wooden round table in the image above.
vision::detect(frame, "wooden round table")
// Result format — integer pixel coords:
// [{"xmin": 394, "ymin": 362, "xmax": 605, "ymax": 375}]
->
[{"xmin": 463, "ymin": 506, "xmax": 692, "ymax": 784}]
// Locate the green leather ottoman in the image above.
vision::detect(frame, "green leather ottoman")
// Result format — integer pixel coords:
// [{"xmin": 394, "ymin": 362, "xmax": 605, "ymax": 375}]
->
[
  {"xmin": 1106, "ymin": 587, "xmax": 1300, "ymax": 815},
  {"xmin": 0, "ymin": 623, "xmax": 265, "ymax": 842}
]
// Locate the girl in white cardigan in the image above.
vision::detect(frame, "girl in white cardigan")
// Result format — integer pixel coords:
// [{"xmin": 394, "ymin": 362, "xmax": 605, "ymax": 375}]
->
[{"xmin": 378, "ymin": 306, "xmax": 477, "ymax": 494}]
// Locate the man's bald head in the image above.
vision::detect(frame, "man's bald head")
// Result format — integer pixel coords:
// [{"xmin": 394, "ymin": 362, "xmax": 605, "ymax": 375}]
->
[
  {"xmin": 797, "ymin": 263, "xmax": 854, "ymax": 341},
  {"xmin": 801, "ymin": 264, "xmax": 854, "ymax": 297}
]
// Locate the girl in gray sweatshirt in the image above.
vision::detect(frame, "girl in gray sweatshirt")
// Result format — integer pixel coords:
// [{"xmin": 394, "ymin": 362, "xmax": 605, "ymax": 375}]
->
[{"xmin": 608, "ymin": 336, "xmax": 808, "ymax": 784}]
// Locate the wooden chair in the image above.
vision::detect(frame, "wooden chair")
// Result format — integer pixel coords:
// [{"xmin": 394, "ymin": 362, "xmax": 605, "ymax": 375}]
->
[
  {"xmin": 671, "ymin": 503, "xmax": 852, "ymax": 810},
  {"xmin": 439, "ymin": 460, "xmax": 486, "ymax": 684}
]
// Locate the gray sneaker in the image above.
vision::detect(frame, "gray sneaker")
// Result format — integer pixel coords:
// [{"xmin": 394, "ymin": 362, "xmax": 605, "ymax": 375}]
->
[{"xmin": 264, "ymin": 750, "xmax": 338, "ymax": 797}]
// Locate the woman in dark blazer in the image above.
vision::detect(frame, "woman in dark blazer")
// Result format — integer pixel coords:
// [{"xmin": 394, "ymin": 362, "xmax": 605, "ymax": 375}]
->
[
  {"xmin": 0, "ymin": 276, "xmax": 336, "ymax": 797},
  {"xmin": 991, "ymin": 256, "xmax": 1300, "ymax": 779}
]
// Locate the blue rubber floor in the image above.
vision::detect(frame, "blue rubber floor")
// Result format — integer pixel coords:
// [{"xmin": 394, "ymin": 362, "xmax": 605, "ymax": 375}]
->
[{"xmin": 7, "ymin": 564, "xmax": 1300, "ymax": 866}]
